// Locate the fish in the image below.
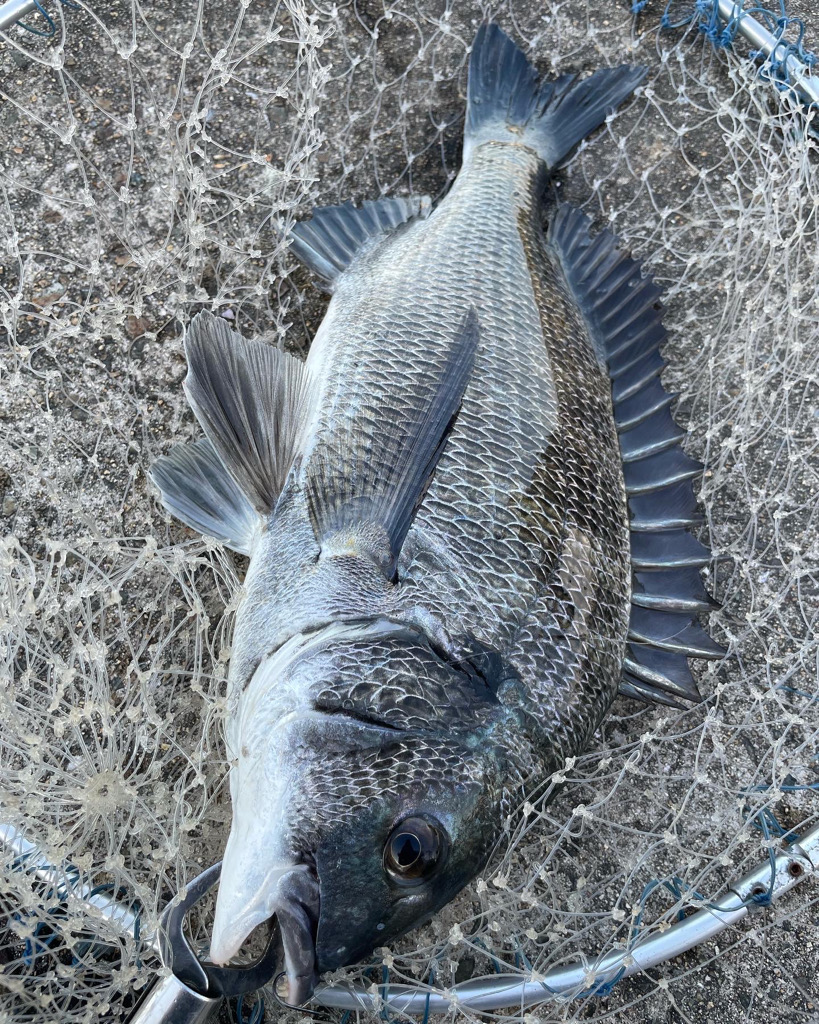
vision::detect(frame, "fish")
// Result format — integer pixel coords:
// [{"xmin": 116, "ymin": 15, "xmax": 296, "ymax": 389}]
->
[{"xmin": 149, "ymin": 22, "xmax": 723, "ymax": 1004}]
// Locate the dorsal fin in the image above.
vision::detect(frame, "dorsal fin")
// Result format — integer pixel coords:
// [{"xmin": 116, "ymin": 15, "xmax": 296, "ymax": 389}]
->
[
  {"xmin": 288, "ymin": 196, "xmax": 430, "ymax": 290},
  {"xmin": 183, "ymin": 311, "xmax": 312, "ymax": 516},
  {"xmin": 149, "ymin": 437, "xmax": 261, "ymax": 555},
  {"xmin": 549, "ymin": 204, "xmax": 726, "ymax": 708},
  {"xmin": 305, "ymin": 309, "xmax": 479, "ymax": 576}
]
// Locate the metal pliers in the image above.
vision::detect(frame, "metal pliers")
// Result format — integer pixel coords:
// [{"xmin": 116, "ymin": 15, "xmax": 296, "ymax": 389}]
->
[{"xmin": 130, "ymin": 863, "xmax": 280, "ymax": 1024}]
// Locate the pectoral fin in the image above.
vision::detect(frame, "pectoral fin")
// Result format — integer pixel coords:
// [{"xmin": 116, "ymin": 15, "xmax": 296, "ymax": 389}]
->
[{"xmin": 305, "ymin": 309, "xmax": 479, "ymax": 574}]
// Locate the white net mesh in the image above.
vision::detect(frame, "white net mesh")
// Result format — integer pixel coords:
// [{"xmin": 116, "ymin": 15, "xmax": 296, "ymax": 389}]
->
[{"xmin": 0, "ymin": 1, "xmax": 817, "ymax": 1021}]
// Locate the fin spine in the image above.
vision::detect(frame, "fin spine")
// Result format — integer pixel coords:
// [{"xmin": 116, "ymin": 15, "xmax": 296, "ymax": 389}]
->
[
  {"xmin": 619, "ymin": 676, "xmax": 686, "ymax": 710},
  {"xmin": 549, "ymin": 204, "xmax": 724, "ymax": 708}
]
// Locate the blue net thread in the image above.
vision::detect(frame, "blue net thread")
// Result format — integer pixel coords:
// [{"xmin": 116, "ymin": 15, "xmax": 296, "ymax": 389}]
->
[
  {"xmin": 18, "ymin": 0, "xmax": 81, "ymax": 38},
  {"xmin": 580, "ymin": 965, "xmax": 626, "ymax": 998},
  {"xmin": 354, "ymin": 824, "xmax": 795, "ymax": 1017},
  {"xmin": 633, "ymin": 804, "xmax": 786, "ymax": 927},
  {"xmin": 471, "ymin": 935, "xmax": 503, "ymax": 974},
  {"xmin": 744, "ymin": 748, "xmax": 819, "ymax": 846},
  {"xmin": 235, "ymin": 994, "xmax": 265, "ymax": 1024},
  {"xmin": 649, "ymin": 0, "xmax": 818, "ymax": 93},
  {"xmin": 746, "ymin": 808, "xmax": 777, "ymax": 907},
  {"xmin": 19, "ymin": 908, "xmax": 63, "ymax": 967},
  {"xmin": 374, "ymin": 960, "xmax": 436, "ymax": 1024},
  {"xmin": 7, "ymin": 854, "xmax": 144, "ymax": 972},
  {"xmin": 364, "ymin": 808, "xmax": 800, "ymax": 1012},
  {"xmin": 778, "ymin": 685, "xmax": 819, "ymax": 703}
]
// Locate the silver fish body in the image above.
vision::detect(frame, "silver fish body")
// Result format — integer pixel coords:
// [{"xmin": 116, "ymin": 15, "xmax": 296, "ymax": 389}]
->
[
  {"xmin": 150, "ymin": 23, "xmax": 719, "ymax": 1004},
  {"xmin": 230, "ymin": 139, "xmax": 630, "ymax": 759}
]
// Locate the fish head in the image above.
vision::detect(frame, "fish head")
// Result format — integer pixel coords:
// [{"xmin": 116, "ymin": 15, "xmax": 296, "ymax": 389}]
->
[
  {"xmin": 309, "ymin": 729, "xmax": 505, "ymax": 976},
  {"xmin": 209, "ymin": 621, "xmax": 510, "ymax": 1003}
]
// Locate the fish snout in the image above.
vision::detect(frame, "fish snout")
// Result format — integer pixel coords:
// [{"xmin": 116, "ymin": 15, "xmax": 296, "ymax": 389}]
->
[{"xmin": 210, "ymin": 856, "xmax": 319, "ymax": 1005}]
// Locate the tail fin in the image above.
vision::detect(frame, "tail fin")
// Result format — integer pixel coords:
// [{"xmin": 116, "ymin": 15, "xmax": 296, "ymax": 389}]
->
[{"xmin": 464, "ymin": 23, "xmax": 646, "ymax": 167}]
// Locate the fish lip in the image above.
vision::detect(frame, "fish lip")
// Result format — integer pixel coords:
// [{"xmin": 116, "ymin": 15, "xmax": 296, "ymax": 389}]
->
[
  {"xmin": 276, "ymin": 861, "xmax": 320, "ymax": 1005},
  {"xmin": 209, "ymin": 861, "xmax": 320, "ymax": 1005}
]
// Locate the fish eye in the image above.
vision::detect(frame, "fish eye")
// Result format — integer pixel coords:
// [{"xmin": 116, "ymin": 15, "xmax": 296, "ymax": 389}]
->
[{"xmin": 383, "ymin": 816, "xmax": 444, "ymax": 883}]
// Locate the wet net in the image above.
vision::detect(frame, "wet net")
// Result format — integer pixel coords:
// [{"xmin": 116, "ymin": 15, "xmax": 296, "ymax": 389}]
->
[{"xmin": 0, "ymin": 1, "xmax": 817, "ymax": 1021}]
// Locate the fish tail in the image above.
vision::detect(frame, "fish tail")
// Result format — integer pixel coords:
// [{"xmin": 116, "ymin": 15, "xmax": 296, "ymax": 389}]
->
[{"xmin": 464, "ymin": 23, "xmax": 646, "ymax": 168}]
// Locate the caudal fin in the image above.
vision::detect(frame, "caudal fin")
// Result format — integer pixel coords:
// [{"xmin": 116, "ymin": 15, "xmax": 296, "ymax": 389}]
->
[{"xmin": 464, "ymin": 23, "xmax": 646, "ymax": 167}]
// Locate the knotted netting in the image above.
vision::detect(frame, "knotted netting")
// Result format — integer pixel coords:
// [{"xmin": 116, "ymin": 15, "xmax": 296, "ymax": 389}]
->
[{"xmin": 0, "ymin": 1, "xmax": 817, "ymax": 1021}]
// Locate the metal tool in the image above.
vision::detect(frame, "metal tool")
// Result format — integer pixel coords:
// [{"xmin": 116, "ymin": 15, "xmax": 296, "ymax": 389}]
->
[
  {"xmin": 715, "ymin": 0, "xmax": 819, "ymax": 106},
  {"xmin": 0, "ymin": 0, "xmax": 80, "ymax": 33},
  {"xmin": 0, "ymin": 823, "xmax": 153, "ymax": 951},
  {"xmin": 129, "ymin": 861, "xmax": 280, "ymax": 1023},
  {"xmin": 0, "ymin": 0, "xmax": 37, "ymax": 32},
  {"xmin": 1, "ymin": 826, "xmax": 278, "ymax": 1023},
  {"xmin": 3, "ymin": 818, "xmax": 817, "ymax": 1015}
]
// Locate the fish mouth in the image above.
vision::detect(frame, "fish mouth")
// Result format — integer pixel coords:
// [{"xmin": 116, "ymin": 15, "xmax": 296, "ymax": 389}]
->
[{"xmin": 210, "ymin": 860, "xmax": 320, "ymax": 1005}]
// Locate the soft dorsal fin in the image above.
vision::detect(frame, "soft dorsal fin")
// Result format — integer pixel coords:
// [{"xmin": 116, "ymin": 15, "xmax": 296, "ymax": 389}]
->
[
  {"xmin": 288, "ymin": 196, "xmax": 430, "ymax": 289},
  {"xmin": 549, "ymin": 204, "xmax": 725, "ymax": 710},
  {"xmin": 150, "ymin": 437, "xmax": 261, "ymax": 555},
  {"xmin": 183, "ymin": 311, "xmax": 312, "ymax": 515},
  {"xmin": 305, "ymin": 309, "xmax": 479, "ymax": 575}
]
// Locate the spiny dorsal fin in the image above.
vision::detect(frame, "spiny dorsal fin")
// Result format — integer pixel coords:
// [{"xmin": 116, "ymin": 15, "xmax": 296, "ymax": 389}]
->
[
  {"xmin": 305, "ymin": 309, "xmax": 479, "ymax": 575},
  {"xmin": 289, "ymin": 196, "xmax": 430, "ymax": 289},
  {"xmin": 150, "ymin": 437, "xmax": 261, "ymax": 555},
  {"xmin": 183, "ymin": 311, "xmax": 312, "ymax": 516},
  {"xmin": 549, "ymin": 204, "xmax": 725, "ymax": 708},
  {"xmin": 624, "ymin": 644, "xmax": 701, "ymax": 704}
]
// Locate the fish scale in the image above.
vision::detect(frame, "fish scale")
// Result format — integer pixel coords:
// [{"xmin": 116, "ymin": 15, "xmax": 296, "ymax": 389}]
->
[
  {"xmin": 149, "ymin": 22, "xmax": 721, "ymax": 1004},
  {"xmin": 390, "ymin": 148, "xmax": 566, "ymax": 638},
  {"xmin": 396, "ymin": 146, "xmax": 631, "ymax": 762}
]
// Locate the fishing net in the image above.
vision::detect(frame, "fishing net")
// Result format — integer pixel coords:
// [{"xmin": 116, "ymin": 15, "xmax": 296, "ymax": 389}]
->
[{"xmin": 0, "ymin": 1, "xmax": 817, "ymax": 1021}]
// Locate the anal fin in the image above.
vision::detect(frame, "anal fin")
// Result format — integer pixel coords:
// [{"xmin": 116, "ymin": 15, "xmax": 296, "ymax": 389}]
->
[
  {"xmin": 289, "ymin": 196, "xmax": 429, "ymax": 290},
  {"xmin": 549, "ymin": 204, "xmax": 725, "ymax": 708}
]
